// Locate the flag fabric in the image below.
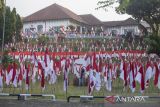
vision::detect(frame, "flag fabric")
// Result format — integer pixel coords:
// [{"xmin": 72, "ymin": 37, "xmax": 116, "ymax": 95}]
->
[
  {"xmin": 12, "ymin": 62, "xmax": 17, "ymax": 87},
  {"xmin": 120, "ymin": 61, "xmax": 128, "ymax": 87},
  {"xmin": 88, "ymin": 69, "xmax": 96, "ymax": 95},
  {"xmin": 25, "ymin": 64, "xmax": 30, "ymax": 90},
  {"xmin": 18, "ymin": 65, "xmax": 23, "ymax": 86},
  {"xmin": 0, "ymin": 69, "xmax": 3, "ymax": 89},
  {"xmin": 63, "ymin": 66, "xmax": 68, "ymax": 91},
  {"xmin": 135, "ymin": 65, "xmax": 145, "ymax": 93},
  {"xmin": 145, "ymin": 61, "xmax": 153, "ymax": 88},
  {"xmin": 158, "ymin": 62, "xmax": 160, "ymax": 89},
  {"xmin": 85, "ymin": 55, "xmax": 91, "ymax": 71},
  {"xmin": 95, "ymin": 72, "xmax": 101, "ymax": 91},
  {"xmin": 93, "ymin": 53, "xmax": 98, "ymax": 72},
  {"xmin": 44, "ymin": 48, "xmax": 50, "ymax": 67},
  {"xmin": 153, "ymin": 62, "xmax": 159, "ymax": 87},
  {"xmin": 63, "ymin": 60, "xmax": 69, "ymax": 91},
  {"xmin": 105, "ymin": 64, "xmax": 112, "ymax": 91},
  {"xmin": 38, "ymin": 62, "xmax": 45, "ymax": 89},
  {"xmin": 129, "ymin": 62, "xmax": 136, "ymax": 93},
  {"xmin": 49, "ymin": 60, "xmax": 57, "ymax": 84},
  {"xmin": 6, "ymin": 65, "xmax": 13, "ymax": 86}
]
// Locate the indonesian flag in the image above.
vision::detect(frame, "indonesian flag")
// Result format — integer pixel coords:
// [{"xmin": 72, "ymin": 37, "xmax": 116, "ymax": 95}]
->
[
  {"xmin": 158, "ymin": 62, "xmax": 160, "ymax": 89},
  {"xmin": 0, "ymin": 69, "xmax": 3, "ymax": 89},
  {"xmin": 92, "ymin": 53, "xmax": 98, "ymax": 72},
  {"xmin": 112, "ymin": 63, "xmax": 118, "ymax": 80},
  {"xmin": 49, "ymin": 60, "xmax": 57, "ymax": 84},
  {"xmin": 38, "ymin": 62, "xmax": 45, "ymax": 89},
  {"xmin": 18, "ymin": 63, "xmax": 23, "ymax": 86},
  {"xmin": 145, "ymin": 61, "xmax": 153, "ymax": 88},
  {"xmin": 88, "ymin": 69, "xmax": 96, "ymax": 95},
  {"xmin": 95, "ymin": 72, "xmax": 101, "ymax": 91},
  {"xmin": 84, "ymin": 55, "xmax": 91, "ymax": 71},
  {"xmin": 12, "ymin": 62, "xmax": 17, "ymax": 87},
  {"xmin": 54, "ymin": 58, "xmax": 61, "ymax": 75},
  {"xmin": 120, "ymin": 61, "xmax": 128, "ymax": 87},
  {"xmin": 105, "ymin": 64, "xmax": 112, "ymax": 91},
  {"xmin": 135, "ymin": 64, "xmax": 145, "ymax": 93},
  {"xmin": 44, "ymin": 48, "xmax": 50, "ymax": 67},
  {"xmin": 153, "ymin": 62, "xmax": 160, "ymax": 88},
  {"xmin": 6, "ymin": 65, "xmax": 13, "ymax": 85},
  {"xmin": 63, "ymin": 64, "xmax": 68, "ymax": 92},
  {"xmin": 25, "ymin": 64, "xmax": 30, "ymax": 90},
  {"xmin": 98, "ymin": 54, "xmax": 103, "ymax": 72},
  {"xmin": 31, "ymin": 64, "xmax": 37, "ymax": 84},
  {"xmin": 129, "ymin": 62, "xmax": 136, "ymax": 93},
  {"xmin": 60, "ymin": 26, "xmax": 66, "ymax": 34},
  {"xmin": 30, "ymin": 52, "xmax": 37, "ymax": 64}
]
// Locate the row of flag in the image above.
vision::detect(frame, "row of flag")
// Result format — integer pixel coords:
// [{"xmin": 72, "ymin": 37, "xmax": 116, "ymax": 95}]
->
[{"xmin": 0, "ymin": 49, "xmax": 160, "ymax": 95}]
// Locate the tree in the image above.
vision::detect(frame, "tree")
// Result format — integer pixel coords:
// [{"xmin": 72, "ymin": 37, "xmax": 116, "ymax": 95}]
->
[
  {"xmin": 0, "ymin": 0, "xmax": 4, "ymax": 43},
  {"xmin": 15, "ymin": 14, "xmax": 23, "ymax": 42},
  {"xmin": 0, "ymin": 4, "xmax": 23, "ymax": 45},
  {"xmin": 0, "ymin": 0, "xmax": 3, "ymax": 10},
  {"xmin": 97, "ymin": 0, "xmax": 160, "ymax": 36}
]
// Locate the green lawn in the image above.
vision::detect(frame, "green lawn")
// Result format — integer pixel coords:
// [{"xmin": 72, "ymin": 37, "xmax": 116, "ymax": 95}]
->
[{"xmin": 1, "ymin": 73, "xmax": 160, "ymax": 100}]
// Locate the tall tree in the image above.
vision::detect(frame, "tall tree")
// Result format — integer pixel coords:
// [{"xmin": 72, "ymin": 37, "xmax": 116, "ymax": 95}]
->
[
  {"xmin": 0, "ymin": 4, "xmax": 23, "ymax": 45},
  {"xmin": 15, "ymin": 14, "xmax": 23, "ymax": 42},
  {"xmin": 97, "ymin": 0, "xmax": 160, "ymax": 36},
  {"xmin": 0, "ymin": 0, "xmax": 4, "ymax": 43},
  {"xmin": 0, "ymin": 0, "xmax": 3, "ymax": 9}
]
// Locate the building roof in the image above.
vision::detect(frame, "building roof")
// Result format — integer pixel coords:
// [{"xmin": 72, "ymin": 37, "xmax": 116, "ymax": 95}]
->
[
  {"xmin": 23, "ymin": 3, "xmax": 86, "ymax": 24},
  {"xmin": 103, "ymin": 21, "xmax": 122, "ymax": 27},
  {"xmin": 79, "ymin": 14, "xmax": 102, "ymax": 26},
  {"xmin": 103, "ymin": 18, "xmax": 139, "ymax": 27},
  {"xmin": 140, "ymin": 21, "xmax": 150, "ymax": 28}
]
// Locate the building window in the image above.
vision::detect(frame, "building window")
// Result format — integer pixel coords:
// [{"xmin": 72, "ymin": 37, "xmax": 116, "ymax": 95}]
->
[
  {"xmin": 124, "ymin": 29, "xmax": 135, "ymax": 35},
  {"xmin": 111, "ymin": 30, "xmax": 117, "ymax": 36},
  {"xmin": 37, "ymin": 25, "xmax": 43, "ymax": 33},
  {"xmin": 25, "ymin": 28, "xmax": 30, "ymax": 35}
]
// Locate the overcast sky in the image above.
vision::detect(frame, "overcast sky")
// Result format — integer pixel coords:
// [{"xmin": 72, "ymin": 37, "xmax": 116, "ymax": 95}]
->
[{"xmin": 6, "ymin": 0, "xmax": 131, "ymax": 21}]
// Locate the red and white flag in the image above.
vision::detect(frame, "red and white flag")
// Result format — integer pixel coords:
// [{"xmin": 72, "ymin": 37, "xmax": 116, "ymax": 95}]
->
[
  {"xmin": 145, "ymin": 61, "xmax": 153, "ymax": 88},
  {"xmin": 106, "ymin": 64, "xmax": 112, "ymax": 91},
  {"xmin": 0, "ymin": 69, "xmax": 3, "ymax": 89},
  {"xmin": 38, "ymin": 62, "xmax": 45, "ymax": 90},
  {"xmin": 95, "ymin": 72, "xmax": 101, "ymax": 91},
  {"xmin": 63, "ymin": 64, "xmax": 68, "ymax": 92},
  {"xmin": 129, "ymin": 62, "xmax": 136, "ymax": 93},
  {"xmin": 12, "ymin": 62, "xmax": 17, "ymax": 87},
  {"xmin": 120, "ymin": 61, "xmax": 128, "ymax": 87},
  {"xmin": 25, "ymin": 64, "xmax": 30, "ymax": 90},
  {"xmin": 6, "ymin": 65, "xmax": 13, "ymax": 85},
  {"xmin": 158, "ymin": 62, "xmax": 160, "ymax": 89},
  {"xmin": 88, "ymin": 69, "xmax": 96, "ymax": 95},
  {"xmin": 153, "ymin": 62, "xmax": 160, "ymax": 88},
  {"xmin": 135, "ymin": 64, "xmax": 145, "ymax": 93}
]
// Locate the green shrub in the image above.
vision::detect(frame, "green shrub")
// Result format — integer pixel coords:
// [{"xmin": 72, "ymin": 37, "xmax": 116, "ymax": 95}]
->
[{"xmin": 145, "ymin": 35, "xmax": 160, "ymax": 56}]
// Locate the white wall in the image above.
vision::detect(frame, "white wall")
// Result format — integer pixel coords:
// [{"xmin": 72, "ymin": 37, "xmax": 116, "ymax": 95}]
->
[
  {"xmin": 104, "ymin": 25, "xmax": 140, "ymax": 35},
  {"xmin": 23, "ymin": 19, "xmax": 82, "ymax": 34}
]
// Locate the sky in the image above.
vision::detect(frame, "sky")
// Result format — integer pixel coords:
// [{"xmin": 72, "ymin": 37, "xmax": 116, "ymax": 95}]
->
[{"xmin": 6, "ymin": 0, "xmax": 131, "ymax": 21}]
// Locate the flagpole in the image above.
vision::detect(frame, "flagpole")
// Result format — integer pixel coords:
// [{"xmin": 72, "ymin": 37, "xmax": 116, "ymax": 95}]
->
[{"xmin": 1, "ymin": 0, "xmax": 6, "ymax": 61}]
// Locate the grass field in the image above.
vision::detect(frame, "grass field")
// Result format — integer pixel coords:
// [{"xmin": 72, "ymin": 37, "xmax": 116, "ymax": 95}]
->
[{"xmin": 1, "ymin": 72, "xmax": 160, "ymax": 100}]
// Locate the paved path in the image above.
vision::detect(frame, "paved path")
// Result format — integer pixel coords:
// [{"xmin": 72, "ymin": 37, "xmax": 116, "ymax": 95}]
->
[{"xmin": 0, "ymin": 99, "xmax": 160, "ymax": 107}]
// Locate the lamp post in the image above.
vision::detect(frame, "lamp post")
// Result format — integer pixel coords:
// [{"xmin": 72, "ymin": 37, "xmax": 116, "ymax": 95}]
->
[{"xmin": 1, "ymin": 0, "xmax": 6, "ymax": 61}]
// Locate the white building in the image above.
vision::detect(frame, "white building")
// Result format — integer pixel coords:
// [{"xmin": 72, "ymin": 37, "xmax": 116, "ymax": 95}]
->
[
  {"xmin": 23, "ymin": 3, "xmax": 148, "ymax": 37},
  {"xmin": 103, "ymin": 18, "xmax": 142, "ymax": 36},
  {"xmin": 23, "ymin": 3, "xmax": 102, "ymax": 37}
]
